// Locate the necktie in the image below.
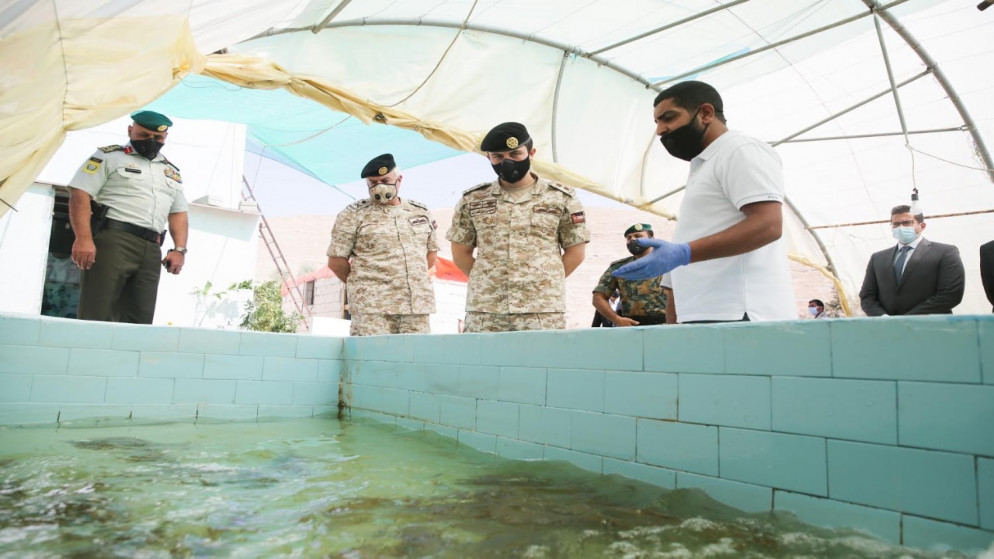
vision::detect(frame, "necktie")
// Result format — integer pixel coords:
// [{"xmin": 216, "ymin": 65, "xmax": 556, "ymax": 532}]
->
[{"xmin": 894, "ymin": 245, "xmax": 912, "ymax": 283}]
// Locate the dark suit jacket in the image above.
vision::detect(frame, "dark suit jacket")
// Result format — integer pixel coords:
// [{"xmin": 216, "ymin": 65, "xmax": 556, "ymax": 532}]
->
[
  {"xmin": 859, "ymin": 238, "xmax": 965, "ymax": 316},
  {"xmin": 981, "ymin": 240, "xmax": 994, "ymax": 312}
]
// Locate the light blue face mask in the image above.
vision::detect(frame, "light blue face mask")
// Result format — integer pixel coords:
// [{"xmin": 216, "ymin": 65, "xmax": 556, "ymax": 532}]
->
[
  {"xmin": 808, "ymin": 306, "xmax": 820, "ymax": 317},
  {"xmin": 892, "ymin": 226, "xmax": 918, "ymax": 244}
]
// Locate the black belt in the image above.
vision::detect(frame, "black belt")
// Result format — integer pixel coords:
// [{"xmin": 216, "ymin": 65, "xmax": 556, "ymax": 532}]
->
[
  {"xmin": 625, "ymin": 314, "xmax": 667, "ymax": 326},
  {"xmin": 105, "ymin": 218, "xmax": 165, "ymax": 246}
]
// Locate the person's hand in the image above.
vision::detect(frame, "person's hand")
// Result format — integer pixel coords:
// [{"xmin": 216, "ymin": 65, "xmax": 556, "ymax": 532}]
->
[
  {"xmin": 162, "ymin": 251, "xmax": 185, "ymax": 275},
  {"xmin": 613, "ymin": 317, "xmax": 640, "ymax": 327},
  {"xmin": 612, "ymin": 238, "xmax": 690, "ymax": 280},
  {"xmin": 71, "ymin": 238, "xmax": 97, "ymax": 270}
]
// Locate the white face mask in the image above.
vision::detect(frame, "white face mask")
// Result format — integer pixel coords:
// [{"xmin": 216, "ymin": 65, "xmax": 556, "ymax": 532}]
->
[
  {"xmin": 808, "ymin": 306, "xmax": 820, "ymax": 317},
  {"xmin": 892, "ymin": 226, "xmax": 918, "ymax": 244}
]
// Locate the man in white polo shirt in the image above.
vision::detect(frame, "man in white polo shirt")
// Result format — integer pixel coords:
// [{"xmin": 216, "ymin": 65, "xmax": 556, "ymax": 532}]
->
[{"xmin": 614, "ymin": 81, "xmax": 795, "ymax": 323}]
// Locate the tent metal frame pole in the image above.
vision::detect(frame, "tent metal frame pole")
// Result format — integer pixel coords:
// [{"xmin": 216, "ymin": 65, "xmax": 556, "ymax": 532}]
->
[
  {"xmin": 864, "ymin": 0, "xmax": 994, "ymax": 183},
  {"xmin": 780, "ymin": 127, "xmax": 963, "ymax": 143},
  {"xmin": 589, "ymin": 0, "xmax": 753, "ymax": 56},
  {"xmin": 871, "ymin": 11, "xmax": 910, "ymax": 144},
  {"xmin": 551, "ymin": 52, "xmax": 569, "ymax": 163},
  {"xmin": 312, "ymin": 0, "xmax": 353, "ymax": 33},
  {"xmin": 650, "ymin": 0, "xmax": 911, "ymax": 88}
]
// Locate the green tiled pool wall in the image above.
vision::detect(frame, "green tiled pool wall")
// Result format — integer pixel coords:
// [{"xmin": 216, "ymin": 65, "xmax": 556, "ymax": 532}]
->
[
  {"xmin": 0, "ymin": 313, "xmax": 342, "ymax": 425},
  {"xmin": 342, "ymin": 317, "xmax": 994, "ymax": 553}
]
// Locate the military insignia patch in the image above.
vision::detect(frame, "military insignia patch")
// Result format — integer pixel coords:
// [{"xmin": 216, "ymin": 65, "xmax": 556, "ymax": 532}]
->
[
  {"xmin": 123, "ymin": 146, "xmax": 134, "ymax": 155},
  {"xmin": 164, "ymin": 168, "xmax": 182, "ymax": 183},
  {"xmin": 409, "ymin": 216, "xmax": 429, "ymax": 227},
  {"xmin": 378, "ymin": 166, "xmax": 388, "ymax": 176},
  {"xmin": 570, "ymin": 211, "xmax": 586, "ymax": 224},
  {"xmin": 634, "ymin": 224, "xmax": 643, "ymax": 231},
  {"xmin": 82, "ymin": 157, "xmax": 102, "ymax": 175},
  {"xmin": 506, "ymin": 137, "xmax": 519, "ymax": 149},
  {"xmin": 157, "ymin": 125, "xmax": 168, "ymax": 132},
  {"xmin": 533, "ymin": 206, "xmax": 560, "ymax": 215},
  {"xmin": 469, "ymin": 199, "xmax": 498, "ymax": 216}
]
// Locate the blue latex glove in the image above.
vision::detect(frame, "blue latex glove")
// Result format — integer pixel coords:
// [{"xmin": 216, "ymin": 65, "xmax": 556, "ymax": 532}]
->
[{"xmin": 612, "ymin": 238, "xmax": 691, "ymax": 280}]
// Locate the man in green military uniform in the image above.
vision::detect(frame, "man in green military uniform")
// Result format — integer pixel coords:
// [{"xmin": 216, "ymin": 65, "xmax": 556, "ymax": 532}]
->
[
  {"xmin": 448, "ymin": 122, "xmax": 589, "ymax": 333},
  {"xmin": 592, "ymin": 223, "xmax": 670, "ymax": 326},
  {"xmin": 68, "ymin": 110, "xmax": 189, "ymax": 324},
  {"xmin": 326, "ymin": 153, "xmax": 438, "ymax": 336}
]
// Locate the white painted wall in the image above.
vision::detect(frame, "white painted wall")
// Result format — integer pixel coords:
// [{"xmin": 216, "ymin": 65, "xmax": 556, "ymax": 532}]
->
[{"xmin": 0, "ymin": 184, "xmax": 54, "ymax": 314}]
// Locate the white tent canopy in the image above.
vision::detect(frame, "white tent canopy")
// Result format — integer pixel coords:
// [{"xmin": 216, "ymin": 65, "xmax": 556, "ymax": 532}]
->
[{"xmin": 2, "ymin": 0, "xmax": 992, "ymax": 313}]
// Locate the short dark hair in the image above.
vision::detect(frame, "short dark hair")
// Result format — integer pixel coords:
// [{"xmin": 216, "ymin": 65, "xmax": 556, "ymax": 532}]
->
[
  {"xmin": 653, "ymin": 81, "xmax": 726, "ymax": 123},
  {"xmin": 891, "ymin": 204, "xmax": 924, "ymax": 223},
  {"xmin": 808, "ymin": 299, "xmax": 825, "ymax": 308}
]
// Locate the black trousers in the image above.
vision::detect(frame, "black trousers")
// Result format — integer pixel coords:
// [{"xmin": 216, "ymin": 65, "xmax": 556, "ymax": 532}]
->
[{"xmin": 78, "ymin": 229, "xmax": 162, "ymax": 324}]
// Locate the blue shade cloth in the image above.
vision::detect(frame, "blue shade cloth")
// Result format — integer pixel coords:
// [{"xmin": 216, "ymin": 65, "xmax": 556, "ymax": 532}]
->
[{"xmin": 144, "ymin": 75, "xmax": 464, "ymax": 188}]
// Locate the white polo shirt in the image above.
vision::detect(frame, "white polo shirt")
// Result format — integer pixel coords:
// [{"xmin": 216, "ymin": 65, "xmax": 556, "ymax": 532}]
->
[{"xmin": 671, "ymin": 130, "xmax": 796, "ymax": 322}]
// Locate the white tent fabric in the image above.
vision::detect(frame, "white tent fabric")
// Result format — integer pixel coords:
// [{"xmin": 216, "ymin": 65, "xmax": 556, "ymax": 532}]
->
[{"xmin": 1, "ymin": 0, "xmax": 992, "ymax": 313}]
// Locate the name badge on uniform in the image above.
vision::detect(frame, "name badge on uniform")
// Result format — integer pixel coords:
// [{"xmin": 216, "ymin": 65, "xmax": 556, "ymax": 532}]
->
[
  {"xmin": 409, "ymin": 216, "xmax": 429, "ymax": 227},
  {"xmin": 469, "ymin": 199, "xmax": 498, "ymax": 216},
  {"xmin": 82, "ymin": 157, "xmax": 103, "ymax": 175},
  {"xmin": 124, "ymin": 168, "xmax": 142, "ymax": 174},
  {"xmin": 533, "ymin": 206, "xmax": 560, "ymax": 216},
  {"xmin": 164, "ymin": 168, "xmax": 182, "ymax": 183}
]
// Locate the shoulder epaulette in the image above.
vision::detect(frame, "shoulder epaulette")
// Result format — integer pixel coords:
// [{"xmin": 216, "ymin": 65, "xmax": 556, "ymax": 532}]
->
[
  {"xmin": 547, "ymin": 181, "xmax": 576, "ymax": 196},
  {"xmin": 462, "ymin": 182, "xmax": 493, "ymax": 195},
  {"xmin": 346, "ymin": 199, "xmax": 371, "ymax": 212},
  {"xmin": 160, "ymin": 157, "xmax": 180, "ymax": 172},
  {"xmin": 98, "ymin": 145, "xmax": 123, "ymax": 153},
  {"xmin": 407, "ymin": 199, "xmax": 429, "ymax": 210}
]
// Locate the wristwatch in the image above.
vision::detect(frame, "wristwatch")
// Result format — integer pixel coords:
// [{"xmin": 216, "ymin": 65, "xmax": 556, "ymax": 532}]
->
[{"xmin": 169, "ymin": 247, "xmax": 188, "ymax": 255}]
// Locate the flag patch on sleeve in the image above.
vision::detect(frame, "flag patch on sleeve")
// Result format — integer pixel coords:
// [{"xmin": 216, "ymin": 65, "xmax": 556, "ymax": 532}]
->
[{"xmin": 570, "ymin": 211, "xmax": 586, "ymax": 224}]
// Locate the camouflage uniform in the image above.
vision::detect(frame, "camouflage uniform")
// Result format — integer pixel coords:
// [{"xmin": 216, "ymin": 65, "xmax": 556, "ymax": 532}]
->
[
  {"xmin": 594, "ymin": 256, "xmax": 668, "ymax": 320},
  {"xmin": 327, "ymin": 197, "xmax": 438, "ymax": 335},
  {"xmin": 447, "ymin": 176, "xmax": 589, "ymax": 332}
]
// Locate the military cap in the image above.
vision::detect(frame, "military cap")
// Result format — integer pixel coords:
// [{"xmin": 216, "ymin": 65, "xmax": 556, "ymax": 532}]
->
[
  {"xmin": 130, "ymin": 110, "xmax": 173, "ymax": 132},
  {"xmin": 361, "ymin": 153, "xmax": 397, "ymax": 179},
  {"xmin": 481, "ymin": 122, "xmax": 530, "ymax": 152},
  {"xmin": 624, "ymin": 223, "xmax": 653, "ymax": 236}
]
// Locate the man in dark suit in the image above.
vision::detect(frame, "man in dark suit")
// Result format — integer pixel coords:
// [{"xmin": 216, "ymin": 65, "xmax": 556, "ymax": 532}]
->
[
  {"xmin": 981, "ymin": 240, "xmax": 994, "ymax": 312},
  {"xmin": 860, "ymin": 205, "xmax": 965, "ymax": 316}
]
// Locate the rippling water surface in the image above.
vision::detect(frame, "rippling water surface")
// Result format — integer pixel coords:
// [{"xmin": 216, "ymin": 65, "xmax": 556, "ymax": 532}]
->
[{"xmin": 0, "ymin": 418, "xmax": 977, "ymax": 558}]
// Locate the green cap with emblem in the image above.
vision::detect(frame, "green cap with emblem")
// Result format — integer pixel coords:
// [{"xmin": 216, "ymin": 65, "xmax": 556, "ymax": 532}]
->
[
  {"xmin": 130, "ymin": 110, "xmax": 173, "ymax": 132},
  {"xmin": 481, "ymin": 122, "xmax": 530, "ymax": 152},
  {"xmin": 624, "ymin": 223, "xmax": 653, "ymax": 236},
  {"xmin": 361, "ymin": 153, "xmax": 396, "ymax": 179}
]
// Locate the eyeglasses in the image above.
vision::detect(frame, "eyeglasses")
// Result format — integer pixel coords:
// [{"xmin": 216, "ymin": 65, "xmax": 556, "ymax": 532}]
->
[{"xmin": 890, "ymin": 220, "xmax": 916, "ymax": 228}]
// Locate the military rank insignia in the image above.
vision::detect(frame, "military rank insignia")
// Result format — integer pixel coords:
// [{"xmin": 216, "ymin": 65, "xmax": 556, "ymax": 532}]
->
[
  {"xmin": 164, "ymin": 168, "xmax": 182, "ymax": 183},
  {"xmin": 506, "ymin": 137, "xmax": 519, "ymax": 149},
  {"xmin": 570, "ymin": 211, "xmax": 586, "ymax": 224},
  {"xmin": 82, "ymin": 157, "xmax": 102, "ymax": 175}
]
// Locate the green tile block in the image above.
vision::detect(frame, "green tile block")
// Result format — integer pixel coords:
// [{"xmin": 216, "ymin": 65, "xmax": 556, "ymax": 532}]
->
[
  {"xmin": 0, "ymin": 403, "xmax": 60, "ymax": 426},
  {"xmin": 317, "ymin": 360, "xmax": 342, "ymax": 383},
  {"xmin": 772, "ymin": 377, "xmax": 897, "ymax": 444},
  {"xmin": 173, "ymin": 379, "xmax": 237, "ymax": 404},
  {"xmin": 195, "ymin": 404, "xmax": 259, "ymax": 421},
  {"xmin": 292, "ymin": 382, "xmax": 337, "ymax": 406},
  {"xmin": 604, "ymin": 371, "xmax": 677, "ymax": 420},
  {"xmin": 438, "ymin": 395, "xmax": 475, "ymax": 430},
  {"xmin": 0, "ymin": 374, "xmax": 32, "ymax": 402},
  {"xmin": 257, "ymin": 405, "xmax": 313, "ymax": 419},
  {"xmin": 263, "ymin": 357, "xmax": 318, "ymax": 382},
  {"xmin": 39, "ymin": 319, "xmax": 116, "ymax": 349},
  {"xmin": 395, "ymin": 417, "xmax": 425, "ymax": 431},
  {"xmin": 774, "ymin": 490, "xmax": 900, "ymax": 543},
  {"xmin": 346, "ymin": 334, "xmax": 415, "ymax": 363},
  {"xmin": 57, "ymin": 404, "xmax": 132, "ymax": 424},
  {"xmin": 832, "ymin": 317, "xmax": 980, "ymax": 382},
  {"xmin": 458, "ymin": 365, "xmax": 499, "ymax": 399},
  {"xmin": 496, "ymin": 437, "xmax": 544, "ymax": 460},
  {"xmin": 111, "ymin": 326, "xmax": 179, "ymax": 352},
  {"xmin": 423, "ymin": 363, "xmax": 459, "ymax": 394},
  {"xmin": 643, "ymin": 324, "xmax": 724, "ymax": 374},
  {"xmin": 898, "ymin": 382, "xmax": 994, "ymax": 456},
  {"xmin": 234, "ymin": 380, "xmax": 293, "ymax": 405},
  {"xmin": 548, "ymin": 368, "xmax": 604, "ymax": 412},
  {"xmin": 571, "ymin": 411, "xmax": 635, "ymax": 460},
  {"xmin": 129, "ymin": 404, "xmax": 197, "ymax": 422},
  {"xmin": 138, "ymin": 352, "xmax": 203, "ymax": 378},
  {"xmin": 676, "ymin": 472, "xmax": 772, "ymax": 513},
  {"xmin": 519, "ymin": 404, "xmax": 571, "ymax": 447},
  {"xmin": 30, "ymin": 375, "xmax": 106, "ymax": 404},
  {"xmin": 178, "ymin": 328, "xmax": 241, "ymax": 355},
  {"xmin": 296, "ymin": 334, "xmax": 342, "ymax": 359},
  {"xmin": 981, "ymin": 319, "xmax": 994, "ymax": 385},
  {"xmin": 544, "ymin": 447, "xmax": 602, "ymax": 473},
  {"xmin": 476, "ymin": 400, "xmax": 518, "ymax": 438},
  {"xmin": 602, "ymin": 459, "xmax": 676, "ymax": 489},
  {"xmin": 828, "ymin": 440, "xmax": 977, "ymax": 525},
  {"xmin": 498, "ymin": 367, "xmax": 546, "ymax": 405},
  {"xmin": 724, "ymin": 320, "xmax": 831, "ymax": 376},
  {"xmin": 410, "ymin": 392, "xmax": 439, "ymax": 423},
  {"xmin": 979, "ymin": 458, "xmax": 994, "ymax": 531},
  {"xmin": 0, "ymin": 315, "xmax": 40, "ymax": 345},
  {"xmin": 203, "ymin": 354, "xmax": 263, "ymax": 380},
  {"xmin": 0, "ymin": 345, "xmax": 69, "ymax": 374},
  {"xmin": 637, "ymin": 418, "xmax": 718, "ymax": 475},
  {"xmin": 239, "ymin": 331, "xmax": 297, "ymax": 357},
  {"xmin": 479, "ymin": 329, "xmax": 643, "ymax": 371},
  {"xmin": 719, "ymin": 428, "xmax": 827, "ymax": 495},
  {"xmin": 680, "ymin": 374, "xmax": 771, "ymax": 429},
  {"xmin": 105, "ymin": 377, "xmax": 174, "ymax": 404},
  {"xmin": 413, "ymin": 333, "xmax": 481, "ymax": 365},
  {"xmin": 901, "ymin": 515, "xmax": 994, "ymax": 554}
]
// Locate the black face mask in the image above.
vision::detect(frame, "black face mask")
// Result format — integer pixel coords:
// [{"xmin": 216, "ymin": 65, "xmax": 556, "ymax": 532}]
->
[
  {"xmin": 131, "ymin": 138, "xmax": 163, "ymax": 160},
  {"xmin": 492, "ymin": 157, "xmax": 530, "ymax": 183},
  {"xmin": 627, "ymin": 238, "xmax": 648, "ymax": 256},
  {"xmin": 660, "ymin": 108, "xmax": 709, "ymax": 161}
]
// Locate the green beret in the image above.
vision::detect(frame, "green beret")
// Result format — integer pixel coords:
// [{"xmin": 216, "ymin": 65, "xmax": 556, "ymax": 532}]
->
[
  {"xmin": 361, "ymin": 153, "xmax": 396, "ymax": 179},
  {"xmin": 624, "ymin": 223, "xmax": 653, "ymax": 236},
  {"xmin": 130, "ymin": 110, "xmax": 172, "ymax": 132},
  {"xmin": 481, "ymin": 122, "xmax": 530, "ymax": 152}
]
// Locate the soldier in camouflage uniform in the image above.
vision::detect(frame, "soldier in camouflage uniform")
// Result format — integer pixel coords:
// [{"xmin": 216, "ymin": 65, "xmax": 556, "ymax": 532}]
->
[
  {"xmin": 448, "ymin": 122, "xmax": 589, "ymax": 333},
  {"xmin": 593, "ymin": 223, "xmax": 670, "ymax": 326},
  {"xmin": 326, "ymin": 154, "xmax": 438, "ymax": 336}
]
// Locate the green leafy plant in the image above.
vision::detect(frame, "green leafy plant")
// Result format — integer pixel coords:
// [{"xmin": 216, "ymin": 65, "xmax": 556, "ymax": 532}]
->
[{"xmin": 240, "ymin": 280, "xmax": 302, "ymax": 333}]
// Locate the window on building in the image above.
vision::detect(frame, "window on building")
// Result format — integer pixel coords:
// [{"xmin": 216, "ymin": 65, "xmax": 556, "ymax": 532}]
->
[{"xmin": 304, "ymin": 280, "xmax": 315, "ymax": 306}]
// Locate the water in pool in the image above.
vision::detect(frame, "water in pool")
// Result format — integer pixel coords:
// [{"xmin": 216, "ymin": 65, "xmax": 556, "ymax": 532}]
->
[{"xmin": 0, "ymin": 418, "xmax": 976, "ymax": 557}]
